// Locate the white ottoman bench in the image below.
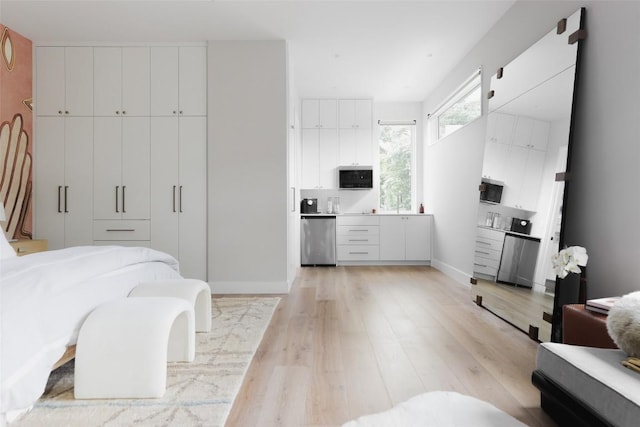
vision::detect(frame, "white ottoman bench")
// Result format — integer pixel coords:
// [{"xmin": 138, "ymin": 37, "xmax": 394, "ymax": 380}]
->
[
  {"xmin": 129, "ymin": 279, "xmax": 212, "ymax": 332},
  {"xmin": 74, "ymin": 297, "xmax": 195, "ymax": 399}
]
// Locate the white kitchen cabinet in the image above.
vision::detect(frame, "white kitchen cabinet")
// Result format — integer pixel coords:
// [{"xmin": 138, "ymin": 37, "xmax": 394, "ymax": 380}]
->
[
  {"xmin": 93, "ymin": 47, "xmax": 150, "ymax": 116},
  {"xmin": 93, "ymin": 117, "xmax": 150, "ymax": 220},
  {"xmin": 379, "ymin": 215, "xmax": 431, "ymax": 261},
  {"xmin": 512, "ymin": 117, "xmax": 550, "ymax": 151},
  {"xmin": 301, "ymin": 128, "xmax": 338, "ymax": 189},
  {"xmin": 337, "ymin": 216, "xmax": 380, "ymax": 261},
  {"xmin": 150, "ymin": 46, "xmax": 207, "ymax": 117},
  {"xmin": 36, "ymin": 47, "xmax": 93, "ymax": 117},
  {"xmin": 150, "ymin": 116, "xmax": 207, "ymax": 280},
  {"xmin": 35, "ymin": 117, "xmax": 94, "ymax": 249},
  {"xmin": 501, "ymin": 145, "xmax": 545, "ymax": 211},
  {"xmin": 473, "ymin": 227, "xmax": 505, "ymax": 278},
  {"xmin": 338, "ymin": 99, "xmax": 372, "ymax": 129},
  {"xmin": 302, "ymin": 99, "xmax": 337, "ymax": 129}
]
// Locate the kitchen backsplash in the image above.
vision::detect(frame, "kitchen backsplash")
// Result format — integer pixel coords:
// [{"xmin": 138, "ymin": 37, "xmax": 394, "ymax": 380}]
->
[{"xmin": 300, "ymin": 188, "xmax": 379, "ymax": 214}]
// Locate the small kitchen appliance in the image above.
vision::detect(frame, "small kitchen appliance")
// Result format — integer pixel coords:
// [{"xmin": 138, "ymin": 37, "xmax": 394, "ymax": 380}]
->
[
  {"xmin": 479, "ymin": 179, "xmax": 504, "ymax": 204},
  {"xmin": 301, "ymin": 198, "xmax": 318, "ymax": 214},
  {"xmin": 511, "ymin": 218, "xmax": 532, "ymax": 234}
]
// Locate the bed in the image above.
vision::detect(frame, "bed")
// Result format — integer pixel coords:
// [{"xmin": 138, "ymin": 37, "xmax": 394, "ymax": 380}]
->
[{"xmin": 0, "ymin": 233, "xmax": 182, "ymax": 420}]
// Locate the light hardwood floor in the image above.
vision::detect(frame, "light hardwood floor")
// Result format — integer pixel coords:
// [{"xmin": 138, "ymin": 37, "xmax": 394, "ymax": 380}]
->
[{"xmin": 225, "ymin": 266, "xmax": 556, "ymax": 427}]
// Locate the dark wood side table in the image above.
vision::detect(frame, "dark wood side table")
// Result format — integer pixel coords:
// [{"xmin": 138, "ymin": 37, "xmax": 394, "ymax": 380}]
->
[{"xmin": 562, "ymin": 304, "xmax": 617, "ymax": 349}]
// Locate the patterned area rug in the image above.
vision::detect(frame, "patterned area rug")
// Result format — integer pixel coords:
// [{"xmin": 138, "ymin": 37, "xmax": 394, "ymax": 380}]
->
[{"xmin": 14, "ymin": 297, "xmax": 280, "ymax": 427}]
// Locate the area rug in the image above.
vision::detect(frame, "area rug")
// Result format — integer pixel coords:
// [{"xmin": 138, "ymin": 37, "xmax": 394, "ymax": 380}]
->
[{"xmin": 14, "ymin": 297, "xmax": 280, "ymax": 427}]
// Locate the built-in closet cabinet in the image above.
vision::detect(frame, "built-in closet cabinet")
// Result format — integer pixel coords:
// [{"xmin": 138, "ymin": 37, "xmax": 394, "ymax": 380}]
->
[
  {"xmin": 35, "ymin": 47, "xmax": 93, "ymax": 116},
  {"xmin": 93, "ymin": 47, "xmax": 150, "ymax": 116},
  {"xmin": 150, "ymin": 117, "xmax": 207, "ymax": 280},
  {"xmin": 150, "ymin": 47, "xmax": 207, "ymax": 117},
  {"xmin": 35, "ymin": 117, "xmax": 94, "ymax": 250},
  {"xmin": 338, "ymin": 99, "xmax": 373, "ymax": 166},
  {"xmin": 301, "ymin": 99, "xmax": 338, "ymax": 189}
]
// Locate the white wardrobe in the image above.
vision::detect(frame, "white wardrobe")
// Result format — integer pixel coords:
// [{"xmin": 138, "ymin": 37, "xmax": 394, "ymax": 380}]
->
[{"xmin": 34, "ymin": 44, "xmax": 207, "ymax": 280}]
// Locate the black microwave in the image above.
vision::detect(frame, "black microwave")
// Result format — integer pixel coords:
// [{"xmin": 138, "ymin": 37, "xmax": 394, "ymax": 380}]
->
[
  {"xmin": 339, "ymin": 168, "xmax": 373, "ymax": 189},
  {"xmin": 479, "ymin": 179, "xmax": 503, "ymax": 204}
]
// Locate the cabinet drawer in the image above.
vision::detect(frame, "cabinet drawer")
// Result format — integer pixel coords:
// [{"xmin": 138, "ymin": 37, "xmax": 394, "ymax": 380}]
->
[
  {"xmin": 337, "ymin": 216, "xmax": 379, "ymax": 226},
  {"xmin": 337, "ymin": 234, "xmax": 379, "ymax": 245},
  {"xmin": 474, "ymin": 247, "xmax": 502, "ymax": 262},
  {"xmin": 474, "ymin": 262, "xmax": 498, "ymax": 277},
  {"xmin": 474, "ymin": 253, "xmax": 501, "ymax": 269},
  {"xmin": 337, "ymin": 245, "xmax": 379, "ymax": 261},
  {"xmin": 475, "ymin": 236, "xmax": 504, "ymax": 252},
  {"xmin": 337, "ymin": 225, "xmax": 379, "ymax": 237},
  {"xmin": 93, "ymin": 220, "xmax": 150, "ymax": 241},
  {"xmin": 476, "ymin": 227, "xmax": 505, "ymax": 241}
]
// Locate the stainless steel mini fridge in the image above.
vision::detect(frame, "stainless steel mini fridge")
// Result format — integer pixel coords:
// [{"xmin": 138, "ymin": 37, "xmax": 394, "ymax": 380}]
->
[
  {"xmin": 301, "ymin": 216, "xmax": 336, "ymax": 266},
  {"xmin": 497, "ymin": 233, "xmax": 541, "ymax": 288}
]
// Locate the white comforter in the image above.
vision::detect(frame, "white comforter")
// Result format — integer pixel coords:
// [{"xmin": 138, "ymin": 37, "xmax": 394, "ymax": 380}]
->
[{"xmin": 0, "ymin": 245, "xmax": 182, "ymax": 414}]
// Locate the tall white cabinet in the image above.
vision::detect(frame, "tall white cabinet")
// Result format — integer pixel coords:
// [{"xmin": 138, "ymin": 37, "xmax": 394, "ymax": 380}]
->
[
  {"xmin": 35, "ymin": 44, "xmax": 208, "ymax": 280},
  {"xmin": 301, "ymin": 99, "xmax": 338, "ymax": 189}
]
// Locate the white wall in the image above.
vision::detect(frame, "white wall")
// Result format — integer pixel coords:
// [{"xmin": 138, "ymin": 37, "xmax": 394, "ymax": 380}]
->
[
  {"xmin": 424, "ymin": 1, "xmax": 640, "ymax": 300},
  {"xmin": 208, "ymin": 40, "xmax": 289, "ymax": 293}
]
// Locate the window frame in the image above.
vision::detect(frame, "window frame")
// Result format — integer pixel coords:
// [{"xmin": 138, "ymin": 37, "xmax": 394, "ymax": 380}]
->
[
  {"xmin": 377, "ymin": 120, "xmax": 417, "ymax": 213},
  {"xmin": 427, "ymin": 68, "xmax": 482, "ymax": 145}
]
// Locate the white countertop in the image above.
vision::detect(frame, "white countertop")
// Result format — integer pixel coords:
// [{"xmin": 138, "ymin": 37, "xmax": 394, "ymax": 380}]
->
[
  {"xmin": 301, "ymin": 212, "xmax": 433, "ymax": 217},
  {"xmin": 477, "ymin": 224, "xmax": 541, "ymax": 241}
]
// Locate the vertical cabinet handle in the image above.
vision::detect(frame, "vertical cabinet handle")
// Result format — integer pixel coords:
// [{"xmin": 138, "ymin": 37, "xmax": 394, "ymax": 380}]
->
[
  {"xmin": 58, "ymin": 186, "xmax": 62, "ymax": 213},
  {"xmin": 122, "ymin": 186, "xmax": 126, "ymax": 213},
  {"xmin": 172, "ymin": 185, "xmax": 177, "ymax": 212},
  {"xmin": 115, "ymin": 186, "xmax": 119, "ymax": 213},
  {"xmin": 64, "ymin": 186, "xmax": 69, "ymax": 213},
  {"xmin": 179, "ymin": 186, "xmax": 183, "ymax": 213}
]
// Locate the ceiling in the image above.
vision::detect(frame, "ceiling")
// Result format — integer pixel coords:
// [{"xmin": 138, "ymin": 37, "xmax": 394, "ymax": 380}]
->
[{"xmin": 0, "ymin": 0, "xmax": 515, "ymax": 102}]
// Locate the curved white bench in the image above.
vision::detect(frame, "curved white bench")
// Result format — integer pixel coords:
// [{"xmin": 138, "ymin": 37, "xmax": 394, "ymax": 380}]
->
[
  {"xmin": 74, "ymin": 297, "xmax": 195, "ymax": 399},
  {"xmin": 130, "ymin": 279, "xmax": 212, "ymax": 332}
]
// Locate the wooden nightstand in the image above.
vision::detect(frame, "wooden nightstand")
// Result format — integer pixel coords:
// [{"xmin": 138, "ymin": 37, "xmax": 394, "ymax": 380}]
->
[{"xmin": 9, "ymin": 239, "xmax": 48, "ymax": 256}]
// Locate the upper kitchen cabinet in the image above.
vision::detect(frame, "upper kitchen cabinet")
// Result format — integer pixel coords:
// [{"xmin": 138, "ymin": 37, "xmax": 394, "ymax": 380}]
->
[
  {"xmin": 301, "ymin": 99, "xmax": 337, "ymax": 129},
  {"xmin": 36, "ymin": 47, "xmax": 93, "ymax": 117},
  {"xmin": 512, "ymin": 117, "xmax": 550, "ymax": 151},
  {"xmin": 338, "ymin": 99, "xmax": 373, "ymax": 166},
  {"xmin": 338, "ymin": 99, "xmax": 372, "ymax": 129},
  {"xmin": 301, "ymin": 128, "xmax": 338, "ymax": 189},
  {"xmin": 500, "ymin": 145, "xmax": 545, "ymax": 211},
  {"xmin": 93, "ymin": 116, "xmax": 150, "ymax": 220},
  {"xmin": 94, "ymin": 47, "xmax": 150, "ymax": 116},
  {"xmin": 150, "ymin": 46, "xmax": 207, "ymax": 117}
]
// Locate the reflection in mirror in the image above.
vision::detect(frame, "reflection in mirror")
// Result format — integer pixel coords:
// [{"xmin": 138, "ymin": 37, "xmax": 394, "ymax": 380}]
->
[{"xmin": 471, "ymin": 9, "xmax": 584, "ymax": 342}]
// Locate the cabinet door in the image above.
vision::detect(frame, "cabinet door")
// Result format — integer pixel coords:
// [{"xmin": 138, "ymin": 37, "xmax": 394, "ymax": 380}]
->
[
  {"xmin": 301, "ymin": 129, "xmax": 319, "ymax": 188},
  {"xmin": 405, "ymin": 216, "xmax": 430, "ymax": 260},
  {"xmin": 301, "ymin": 100, "xmax": 320, "ymax": 129},
  {"xmin": 379, "ymin": 216, "xmax": 405, "ymax": 260},
  {"xmin": 122, "ymin": 47, "xmax": 150, "ymax": 116},
  {"xmin": 354, "ymin": 128, "xmax": 373, "ymax": 165},
  {"xmin": 64, "ymin": 117, "xmax": 94, "ymax": 247},
  {"xmin": 519, "ymin": 149, "xmax": 545, "ymax": 211},
  {"xmin": 178, "ymin": 116, "xmax": 207, "ymax": 280},
  {"xmin": 486, "ymin": 112, "xmax": 516, "ymax": 145},
  {"xmin": 354, "ymin": 100, "xmax": 372, "ymax": 128},
  {"xmin": 179, "ymin": 47, "xmax": 207, "ymax": 116},
  {"xmin": 338, "ymin": 99, "xmax": 355, "ymax": 129},
  {"xmin": 93, "ymin": 117, "xmax": 122, "ymax": 219},
  {"xmin": 121, "ymin": 117, "xmax": 150, "ymax": 219},
  {"xmin": 150, "ymin": 117, "xmax": 180, "ymax": 258},
  {"xmin": 65, "ymin": 47, "xmax": 94, "ymax": 116},
  {"xmin": 318, "ymin": 99, "xmax": 337, "ymax": 128},
  {"xmin": 501, "ymin": 145, "xmax": 527, "ymax": 209},
  {"xmin": 35, "ymin": 117, "xmax": 65, "ymax": 248},
  {"xmin": 482, "ymin": 140, "xmax": 510, "ymax": 181},
  {"xmin": 36, "ymin": 47, "xmax": 65, "ymax": 116},
  {"xmin": 318, "ymin": 128, "xmax": 338, "ymax": 188},
  {"xmin": 338, "ymin": 128, "xmax": 357, "ymax": 165},
  {"xmin": 94, "ymin": 47, "xmax": 122, "ymax": 116},
  {"xmin": 512, "ymin": 117, "xmax": 534, "ymax": 148},
  {"xmin": 529, "ymin": 120, "xmax": 550, "ymax": 151},
  {"xmin": 150, "ymin": 47, "xmax": 179, "ymax": 116}
]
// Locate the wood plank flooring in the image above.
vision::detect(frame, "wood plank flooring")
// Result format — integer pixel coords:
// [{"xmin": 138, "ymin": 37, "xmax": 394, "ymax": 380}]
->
[{"xmin": 225, "ymin": 266, "xmax": 556, "ymax": 427}]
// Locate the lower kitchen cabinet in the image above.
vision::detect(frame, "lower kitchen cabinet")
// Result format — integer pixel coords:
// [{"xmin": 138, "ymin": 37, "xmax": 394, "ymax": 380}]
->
[
  {"xmin": 379, "ymin": 215, "xmax": 432, "ymax": 261},
  {"xmin": 473, "ymin": 226, "xmax": 505, "ymax": 278},
  {"xmin": 336, "ymin": 215, "xmax": 379, "ymax": 262}
]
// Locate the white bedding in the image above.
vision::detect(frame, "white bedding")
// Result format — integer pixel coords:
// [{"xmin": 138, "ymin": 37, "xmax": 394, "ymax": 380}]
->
[{"xmin": 0, "ymin": 245, "xmax": 182, "ymax": 415}]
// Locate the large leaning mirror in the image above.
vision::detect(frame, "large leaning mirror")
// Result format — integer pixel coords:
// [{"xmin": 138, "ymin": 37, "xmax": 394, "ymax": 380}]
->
[{"xmin": 471, "ymin": 9, "xmax": 585, "ymax": 342}]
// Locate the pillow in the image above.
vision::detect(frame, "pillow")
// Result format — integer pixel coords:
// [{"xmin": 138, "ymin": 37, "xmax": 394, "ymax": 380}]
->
[
  {"xmin": 0, "ymin": 230, "xmax": 17, "ymax": 260},
  {"xmin": 607, "ymin": 291, "xmax": 640, "ymax": 357}
]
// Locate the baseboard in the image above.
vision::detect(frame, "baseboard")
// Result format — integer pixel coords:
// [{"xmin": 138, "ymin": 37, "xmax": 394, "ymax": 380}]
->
[
  {"xmin": 431, "ymin": 258, "xmax": 471, "ymax": 287},
  {"xmin": 209, "ymin": 280, "xmax": 289, "ymax": 294}
]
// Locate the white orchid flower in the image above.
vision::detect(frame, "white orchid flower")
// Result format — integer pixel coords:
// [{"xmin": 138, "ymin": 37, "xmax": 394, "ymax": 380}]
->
[{"xmin": 551, "ymin": 246, "xmax": 588, "ymax": 278}]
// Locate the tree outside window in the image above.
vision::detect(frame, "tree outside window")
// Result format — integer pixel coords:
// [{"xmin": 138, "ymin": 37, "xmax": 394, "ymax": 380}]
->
[{"xmin": 379, "ymin": 124, "xmax": 413, "ymax": 212}]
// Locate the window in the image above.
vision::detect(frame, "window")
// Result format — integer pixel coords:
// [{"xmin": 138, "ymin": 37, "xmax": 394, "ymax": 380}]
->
[
  {"xmin": 378, "ymin": 121, "xmax": 416, "ymax": 212},
  {"xmin": 428, "ymin": 69, "xmax": 482, "ymax": 143}
]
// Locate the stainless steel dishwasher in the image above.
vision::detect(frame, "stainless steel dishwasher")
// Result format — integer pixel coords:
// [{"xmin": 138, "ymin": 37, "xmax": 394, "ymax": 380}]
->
[
  {"xmin": 497, "ymin": 232, "xmax": 541, "ymax": 288},
  {"xmin": 301, "ymin": 215, "xmax": 336, "ymax": 266}
]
